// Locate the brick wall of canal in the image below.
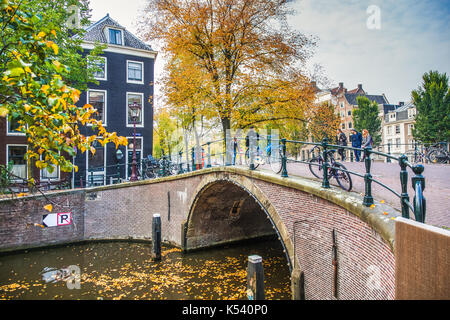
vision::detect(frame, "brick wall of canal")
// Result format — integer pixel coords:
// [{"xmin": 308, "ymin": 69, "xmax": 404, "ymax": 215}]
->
[{"xmin": 0, "ymin": 169, "xmax": 397, "ymax": 300}]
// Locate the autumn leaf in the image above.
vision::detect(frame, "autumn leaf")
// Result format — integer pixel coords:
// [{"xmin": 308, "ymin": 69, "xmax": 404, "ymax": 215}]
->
[
  {"xmin": 0, "ymin": 107, "xmax": 8, "ymax": 117},
  {"xmin": 43, "ymin": 204, "xmax": 53, "ymax": 212}
]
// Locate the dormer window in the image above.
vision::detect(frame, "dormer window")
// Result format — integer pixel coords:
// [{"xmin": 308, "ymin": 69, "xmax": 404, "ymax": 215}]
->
[{"xmin": 108, "ymin": 28, "xmax": 123, "ymax": 45}]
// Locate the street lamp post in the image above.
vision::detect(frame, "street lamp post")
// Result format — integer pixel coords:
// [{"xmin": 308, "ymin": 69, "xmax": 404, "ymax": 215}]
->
[{"xmin": 129, "ymin": 102, "xmax": 141, "ymax": 182}]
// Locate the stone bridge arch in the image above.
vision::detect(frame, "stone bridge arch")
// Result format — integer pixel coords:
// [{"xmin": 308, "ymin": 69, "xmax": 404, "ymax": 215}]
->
[{"xmin": 182, "ymin": 172, "xmax": 295, "ymax": 272}]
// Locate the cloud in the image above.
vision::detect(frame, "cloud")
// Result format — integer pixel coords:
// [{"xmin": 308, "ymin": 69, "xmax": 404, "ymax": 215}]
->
[
  {"xmin": 289, "ymin": 0, "xmax": 450, "ymax": 103},
  {"xmin": 87, "ymin": 0, "xmax": 450, "ymax": 105}
]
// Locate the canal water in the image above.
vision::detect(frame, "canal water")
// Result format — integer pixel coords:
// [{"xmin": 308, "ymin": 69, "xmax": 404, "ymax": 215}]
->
[{"xmin": 0, "ymin": 239, "xmax": 290, "ymax": 300}]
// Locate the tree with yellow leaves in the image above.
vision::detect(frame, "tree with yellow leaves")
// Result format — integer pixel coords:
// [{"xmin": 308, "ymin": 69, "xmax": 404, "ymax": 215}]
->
[
  {"xmin": 139, "ymin": 0, "xmax": 317, "ymax": 141},
  {"xmin": 307, "ymin": 102, "xmax": 340, "ymax": 142},
  {"xmin": 0, "ymin": 0, "xmax": 127, "ymax": 180}
]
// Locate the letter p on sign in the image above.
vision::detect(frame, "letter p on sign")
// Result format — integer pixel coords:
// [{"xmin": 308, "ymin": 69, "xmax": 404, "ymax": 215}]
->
[{"xmin": 57, "ymin": 212, "xmax": 72, "ymax": 226}]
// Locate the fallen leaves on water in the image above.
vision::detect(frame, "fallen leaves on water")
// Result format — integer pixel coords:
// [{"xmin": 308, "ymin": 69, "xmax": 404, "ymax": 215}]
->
[{"xmin": 0, "ymin": 243, "xmax": 290, "ymax": 300}]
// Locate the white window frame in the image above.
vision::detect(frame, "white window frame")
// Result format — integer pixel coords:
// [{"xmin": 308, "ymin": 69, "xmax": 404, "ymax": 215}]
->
[
  {"xmin": 85, "ymin": 139, "xmax": 107, "ymax": 185},
  {"xmin": 40, "ymin": 153, "xmax": 60, "ymax": 181},
  {"xmin": 6, "ymin": 144, "xmax": 28, "ymax": 181},
  {"xmin": 6, "ymin": 119, "xmax": 26, "ymax": 136},
  {"xmin": 88, "ymin": 56, "xmax": 107, "ymax": 81},
  {"xmin": 126, "ymin": 136, "xmax": 143, "ymax": 180},
  {"xmin": 107, "ymin": 27, "xmax": 124, "ymax": 46},
  {"xmin": 87, "ymin": 89, "xmax": 107, "ymax": 126},
  {"xmin": 126, "ymin": 60, "xmax": 144, "ymax": 84},
  {"xmin": 126, "ymin": 92, "xmax": 144, "ymax": 128}
]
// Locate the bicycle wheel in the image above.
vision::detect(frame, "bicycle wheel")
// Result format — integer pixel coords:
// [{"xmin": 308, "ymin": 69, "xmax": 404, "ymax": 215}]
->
[
  {"xmin": 268, "ymin": 149, "xmax": 282, "ymax": 174},
  {"xmin": 169, "ymin": 163, "xmax": 178, "ymax": 175},
  {"xmin": 308, "ymin": 157, "xmax": 323, "ymax": 179},
  {"xmin": 333, "ymin": 162, "xmax": 352, "ymax": 191},
  {"xmin": 427, "ymin": 149, "xmax": 448, "ymax": 163},
  {"xmin": 245, "ymin": 149, "xmax": 260, "ymax": 169}
]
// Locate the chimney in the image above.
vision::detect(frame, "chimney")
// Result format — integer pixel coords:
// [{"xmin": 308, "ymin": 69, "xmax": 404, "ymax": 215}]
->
[
  {"xmin": 358, "ymin": 84, "xmax": 363, "ymax": 90},
  {"xmin": 399, "ymin": 101, "xmax": 404, "ymax": 106}
]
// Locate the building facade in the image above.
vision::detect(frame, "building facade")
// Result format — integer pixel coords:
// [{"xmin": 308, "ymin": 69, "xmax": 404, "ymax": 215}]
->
[
  {"xmin": 304, "ymin": 82, "xmax": 389, "ymax": 161},
  {"xmin": 0, "ymin": 15, "xmax": 157, "ymax": 189},
  {"xmin": 73, "ymin": 14, "xmax": 157, "ymax": 187},
  {"xmin": 381, "ymin": 102, "xmax": 417, "ymax": 160}
]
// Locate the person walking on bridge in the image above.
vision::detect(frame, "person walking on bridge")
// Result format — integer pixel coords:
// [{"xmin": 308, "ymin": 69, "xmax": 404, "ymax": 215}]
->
[
  {"xmin": 336, "ymin": 129, "xmax": 348, "ymax": 161},
  {"xmin": 361, "ymin": 129, "xmax": 373, "ymax": 161},
  {"xmin": 350, "ymin": 129, "xmax": 362, "ymax": 162}
]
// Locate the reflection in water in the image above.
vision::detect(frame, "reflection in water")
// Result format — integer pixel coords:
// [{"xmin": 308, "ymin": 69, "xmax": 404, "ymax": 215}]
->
[
  {"xmin": 40, "ymin": 267, "xmax": 71, "ymax": 283},
  {"xmin": 0, "ymin": 239, "xmax": 290, "ymax": 300}
]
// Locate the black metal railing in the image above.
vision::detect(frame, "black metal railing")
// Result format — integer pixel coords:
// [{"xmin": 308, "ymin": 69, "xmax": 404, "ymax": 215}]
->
[
  {"xmin": 273, "ymin": 138, "xmax": 427, "ymax": 223},
  {"xmin": 67, "ymin": 135, "xmax": 429, "ymax": 224}
]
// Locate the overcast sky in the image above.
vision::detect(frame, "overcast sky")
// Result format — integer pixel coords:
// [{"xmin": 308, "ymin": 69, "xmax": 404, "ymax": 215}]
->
[{"xmin": 88, "ymin": 0, "xmax": 450, "ymax": 105}]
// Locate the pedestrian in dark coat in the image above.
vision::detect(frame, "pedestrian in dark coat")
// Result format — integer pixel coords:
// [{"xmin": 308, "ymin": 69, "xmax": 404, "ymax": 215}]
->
[
  {"xmin": 350, "ymin": 129, "xmax": 363, "ymax": 162},
  {"xmin": 336, "ymin": 129, "xmax": 348, "ymax": 161}
]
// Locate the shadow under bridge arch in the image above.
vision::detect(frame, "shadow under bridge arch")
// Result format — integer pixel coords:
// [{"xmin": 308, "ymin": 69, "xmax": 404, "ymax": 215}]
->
[{"xmin": 182, "ymin": 174, "xmax": 293, "ymax": 272}]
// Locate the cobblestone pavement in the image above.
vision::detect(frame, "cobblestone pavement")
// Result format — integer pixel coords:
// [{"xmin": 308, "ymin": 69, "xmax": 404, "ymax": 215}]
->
[{"xmin": 258, "ymin": 161, "xmax": 450, "ymax": 228}]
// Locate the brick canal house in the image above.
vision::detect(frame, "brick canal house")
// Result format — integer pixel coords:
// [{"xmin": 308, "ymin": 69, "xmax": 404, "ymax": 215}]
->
[
  {"xmin": 306, "ymin": 82, "xmax": 389, "ymax": 160},
  {"xmin": 0, "ymin": 15, "xmax": 157, "ymax": 189}
]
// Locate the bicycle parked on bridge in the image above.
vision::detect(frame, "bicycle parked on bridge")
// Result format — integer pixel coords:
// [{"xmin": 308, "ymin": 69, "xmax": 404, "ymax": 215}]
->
[
  {"xmin": 308, "ymin": 145, "xmax": 353, "ymax": 191},
  {"xmin": 244, "ymin": 141, "xmax": 283, "ymax": 174},
  {"xmin": 143, "ymin": 154, "xmax": 178, "ymax": 179},
  {"xmin": 426, "ymin": 142, "xmax": 450, "ymax": 164}
]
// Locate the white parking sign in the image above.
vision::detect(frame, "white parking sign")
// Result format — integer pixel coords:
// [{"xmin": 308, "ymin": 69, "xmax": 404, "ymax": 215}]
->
[{"xmin": 42, "ymin": 212, "xmax": 72, "ymax": 227}]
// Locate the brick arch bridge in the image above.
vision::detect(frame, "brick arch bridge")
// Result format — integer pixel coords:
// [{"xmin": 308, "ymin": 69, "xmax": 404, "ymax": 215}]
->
[{"xmin": 0, "ymin": 166, "xmax": 397, "ymax": 300}]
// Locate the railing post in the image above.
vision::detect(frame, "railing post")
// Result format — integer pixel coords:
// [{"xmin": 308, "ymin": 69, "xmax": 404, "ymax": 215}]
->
[
  {"xmin": 387, "ymin": 143, "xmax": 391, "ymax": 163},
  {"xmin": 414, "ymin": 142, "xmax": 418, "ymax": 163},
  {"xmin": 399, "ymin": 155, "xmax": 410, "ymax": 219},
  {"xmin": 281, "ymin": 138, "xmax": 288, "ymax": 178},
  {"xmin": 191, "ymin": 147, "xmax": 196, "ymax": 171},
  {"xmin": 411, "ymin": 164, "xmax": 426, "ymax": 223},
  {"xmin": 249, "ymin": 134, "xmax": 256, "ymax": 170},
  {"xmin": 321, "ymin": 138, "xmax": 330, "ymax": 189},
  {"xmin": 90, "ymin": 170, "xmax": 93, "ymax": 187},
  {"xmin": 152, "ymin": 214, "xmax": 162, "ymax": 261},
  {"xmin": 207, "ymin": 142, "xmax": 212, "ymax": 168},
  {"xmin": 362, "ymin": 148, "xmax": 374, "ymax": 206},
  {"xmin": 162, "ymin": 157, "xmax": 167, "ymax": 176},
  {"xmin": 247, "ymin": 255, "xmax": 264, "ymax": 300},
  {"xmin": 178, "ymin": 151, "xmax": 183, "ymax": 174},
  {"xmin": 350, "ymin": 149, "xmax": 354, "ymax": 162}
]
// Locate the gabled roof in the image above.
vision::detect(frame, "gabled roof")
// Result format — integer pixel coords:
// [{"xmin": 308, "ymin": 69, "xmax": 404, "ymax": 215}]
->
[
  {"xmin": 380, "ymin": 104, "xmax": 398, "ymax": 115},
  {"xmin": 395, "ymin": 102, "xmax": 415, "ymax": 113},
  {"xmin": 75, "ymin": 14, "xmax": 154, "ymax": 52},
  {"xmin": 345, "ymin": 93, "xmax": 388, "ymax": 106},
  {"xmin": 330, "ymin": 86, "xmax": 345, "ymax": 95}
]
